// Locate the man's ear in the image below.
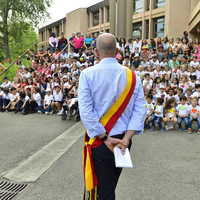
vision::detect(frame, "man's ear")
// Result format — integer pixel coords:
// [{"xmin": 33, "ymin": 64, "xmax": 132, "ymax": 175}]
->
[
  {"xmin": 95, "ymin": 48, "xmax": 99, "ymax": 57},
  {"xmin": 116, "ymin": 48, "xmax": 119, "ymax": 56}
]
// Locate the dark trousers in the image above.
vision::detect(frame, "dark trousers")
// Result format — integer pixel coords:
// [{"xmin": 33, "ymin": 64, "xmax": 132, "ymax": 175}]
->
[
  {"xmin": 17, "ymin": 100, "xmax": 29, "ymax": 111},
  {"xmin": 30, "ymin": 101, "xmax": 38, "ymax": 111},
  {"xmin": 92, "ymin": 134, "xmax": 132, "ymax": 200}
]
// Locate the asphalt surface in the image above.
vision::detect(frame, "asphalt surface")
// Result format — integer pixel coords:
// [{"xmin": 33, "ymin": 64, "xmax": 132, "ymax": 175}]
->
[
  {"xmin": 17, "ymin": 123, "xmax": 200, "ymax": 200},
  {"xmin": 0, "ymin": 112, "xmax": 76, "ymax": 179}
]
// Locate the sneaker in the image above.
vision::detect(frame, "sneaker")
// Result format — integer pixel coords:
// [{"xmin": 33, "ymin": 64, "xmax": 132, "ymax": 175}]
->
[
  {"xmin": 37, "ymin": 110, "xmax": 42, "ymax": 114},
  {"xmin": 197, "ymin": 130, "xmax": 200, "ymax": 134},
  {"xmin": 144, "ymin": 124, "xmax": 147, "ymax": 129},
  {"xmin": 23, "ymin": 111, "xmax": 28, "ymax": 115},
  {"xmin": 185, "ymin": 129, "xmax": 187, "ymax": 132},
  {"xmin": 15, "ymin": 111, "xmax": 21, "ymax": 114},
  {"xmin": 150, "ymin": 127, "xmax": 156, "ymax": 131},
  {"xmin": 168, "ymin": 125, "xmax": 174, "ymax": 130},
  {"xmin": 165, "ymin": 125, "xmax": 169, "ymax": 131},
  {"xmin": 179, "ymin": 128, "xmax": 182, "ymax": 131},
  {"xmin": 30, "ymin": 111, "xmax": 35, "ymax": 114},
  {"xmin": 160, "ymin": 128, "xmax": 164, "ymax": 132},
  {"xmin": 146, "ymin": 124, "xmax": 150, "ymax": 129},
  {"xmin": 5, "ymin": 110, "xmax": 8, "ymax": 112},
  {"xmin": 57, "ymin": 111, "xmax": 62, "ymax": 116},
  {"xmin": 49, "ymin": 110, "xmax": 54, "ymax": 115},
  {"xmin": 45, "ymin": 112, "xmax": 49, "ymax": 115},
  {"xmin": 187, "ymin": 129, "xmax": 192, "ymax": 134}
]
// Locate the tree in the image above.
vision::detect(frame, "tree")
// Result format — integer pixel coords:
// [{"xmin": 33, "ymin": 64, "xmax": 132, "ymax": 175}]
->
[{"xmin": 0, "ymin": 0, "xmax": 53, "ymax": 62}]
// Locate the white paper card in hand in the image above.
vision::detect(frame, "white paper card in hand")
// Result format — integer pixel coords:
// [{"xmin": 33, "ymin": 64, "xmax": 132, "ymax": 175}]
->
[{"xmin": 114, "ymin": 147, "xmax": 133, "ymax": 168}]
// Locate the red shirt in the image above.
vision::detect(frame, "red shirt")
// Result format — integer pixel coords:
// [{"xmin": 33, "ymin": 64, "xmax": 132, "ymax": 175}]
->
[{"xmin": 73, "ymin": 37, "xmax": 84, "ymax": 49}]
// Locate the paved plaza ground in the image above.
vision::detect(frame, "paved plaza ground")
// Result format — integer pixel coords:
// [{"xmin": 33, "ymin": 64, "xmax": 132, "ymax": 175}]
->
[{"xmin": 0, "ymin": 113, "xmax": 200, "ymax": 200}]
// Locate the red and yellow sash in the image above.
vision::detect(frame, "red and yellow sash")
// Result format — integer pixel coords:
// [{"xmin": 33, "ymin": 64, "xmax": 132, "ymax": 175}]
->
[{"xmin": 83, "ymin": 68, "xmax": 136, "ymax": 200}]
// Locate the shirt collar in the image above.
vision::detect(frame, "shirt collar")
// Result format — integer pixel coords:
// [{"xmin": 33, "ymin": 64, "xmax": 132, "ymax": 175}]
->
[{"xmin": 99, "ymin": 57, "xmax": 118, "ymax": 64}]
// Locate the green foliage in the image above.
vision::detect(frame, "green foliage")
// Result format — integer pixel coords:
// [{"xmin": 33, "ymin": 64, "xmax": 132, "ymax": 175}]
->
[{"xmin": 0, "ymin": 59, "xmax": 31, "ymax": 84}]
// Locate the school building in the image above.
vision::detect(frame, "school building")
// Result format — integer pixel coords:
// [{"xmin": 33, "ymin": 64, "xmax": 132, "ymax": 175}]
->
[{"xmin": 38, "ymin": 0, "xmax": 200, "ymax": 49}]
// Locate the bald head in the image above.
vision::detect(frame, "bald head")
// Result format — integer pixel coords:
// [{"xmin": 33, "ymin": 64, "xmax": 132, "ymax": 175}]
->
[{"xmin": 96, "ymin": 33, "xmax": 117, "ymax": 58}]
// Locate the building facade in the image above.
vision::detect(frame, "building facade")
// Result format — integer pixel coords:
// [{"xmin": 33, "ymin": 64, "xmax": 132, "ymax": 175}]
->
[{"xmin": 38, "ymin": 0, "xmax": 200, "ymax": 49}]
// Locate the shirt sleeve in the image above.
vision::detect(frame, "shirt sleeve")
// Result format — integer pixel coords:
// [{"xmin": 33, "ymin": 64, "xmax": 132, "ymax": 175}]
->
[
  {"xmin": 78, "ymin": 71, "xmax": 106, "ymax": 139},
  {"xmin": 55, "ymin": 39, "xmax": 58, "ymax": 47},
  {"xmin": 49, "ymin": 37, "xmax": 54, "ymax": 47},
  {"xmin": 127, "ymin": 76, "xmax": 147, "ymax": 135}
]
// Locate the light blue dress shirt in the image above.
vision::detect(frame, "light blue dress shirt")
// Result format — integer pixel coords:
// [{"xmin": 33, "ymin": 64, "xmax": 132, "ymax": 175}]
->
[{"xmin": 78, "ymin": 58, "xmax": 147, "ymax": 139}]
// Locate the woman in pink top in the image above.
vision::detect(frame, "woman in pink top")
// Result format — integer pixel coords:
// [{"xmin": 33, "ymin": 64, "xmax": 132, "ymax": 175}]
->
[{"xmin": 73, "ymin": 32, "xmax": 84, "ymax": 53}]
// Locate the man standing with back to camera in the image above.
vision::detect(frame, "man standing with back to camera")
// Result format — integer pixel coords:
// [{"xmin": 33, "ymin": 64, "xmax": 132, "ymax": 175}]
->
[{"xmin": 79, "ymin": 33, "xmax": 146, "ymax": 200}]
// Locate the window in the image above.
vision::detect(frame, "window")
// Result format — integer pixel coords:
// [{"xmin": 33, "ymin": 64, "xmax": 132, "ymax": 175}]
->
[
  {"xmin": 106, "ymin": 29, "xmax": 109, "ymax": 33},
  {"xmin": 153, "ymin": 17, "xmax": 165, "ymax": 38},
  {"xmin": 102, "ymin": 8, "xmax": 104, "ymax": 24},
  {"xmin": 147, "ymin": 0, "xmax": 150, "ymax": 11},
  {"xmin": 133, "ymin": 0, "xmax": 143, "ymax": 14},
  {"xmin": 49, "ymin": 29, "xmax": 52, "ymax": 38},
  {"xmin": 93, "ymin": 11, "xmax": 99, "ymax": 26},
  {"xmin": 154, "ymin": 0, "xmax": 165, "ymax": 9},
  {"xmin": 41, "ymin": 32, "xmax": 44, "ymax": 41},
  {"xmin": 146, "ymin": 20, "xmax": 149, "ymax": 39},
  {"xmin": 133, "ymin": 22, "xmax": 142, "ymax": 39},
  {"xmin": 107, "ymin": 7, "xmax": 110, "ymax": 22},
  {"xmin": 56, "ymin": 26, "xmax": 60, "ymax": 37}
]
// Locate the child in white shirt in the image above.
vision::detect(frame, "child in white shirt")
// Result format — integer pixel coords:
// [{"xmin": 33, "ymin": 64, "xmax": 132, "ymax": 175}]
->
[
  {"xmin": 38, "ymin": 88, "xmax": 54, "ymax": 114},
  {"xmin": 143, "ymin": 73, "xmax": 153, "ymax": 91},
  {"xmin": 30, "ymin": 87, "xmax": 42, "ymax": 114},
  {"xmin": 0, "ymin": 87, "xmax": 10, "ymax": 112},
  {"xmin": 187, "ymin": 97, "xmax": 200, "ymax": 134},
  {"xmin": 0, "ymin": 76, "xmax": 12, "ymax": 89},
  {"xmin": 9, "ymin": 87, "xmax": 19, "ymax": 111},
  {"xmin": 176, "ymin": 95, "xmax": 189, "ymax": 131},
  {"xmin": 145, "ymin": 94, "xmax": 154, "ymax": 129},
  {"xmin": 163, "ymin": 98, "xmax": 177, "ymax": 130},
  {"xmin": 150, "ymin": 97, "xmax": 164, "ymax": 131}
]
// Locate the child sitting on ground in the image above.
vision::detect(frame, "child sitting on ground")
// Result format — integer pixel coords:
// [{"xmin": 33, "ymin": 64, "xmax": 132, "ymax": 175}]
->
[
  {"xmin": 150, "ymin": 97, "xmax": 164, "ymax": 131},
  {"xmin": 0, "ymin": 87, "xmax": 10, "ymax": 112},
  {"xmin": 163, "ymin": 98, "xmax": 178, "ymax": 130},
  {"xmin": 9, "ymin": 87, "xmax": 19, "ymax": 111},
  {"xmin": 30, "ymin": 87, "xmax": 42, "ymax": 114},
  {"xmin": 187, "ymin": 97, "xmax": 200, "ymax": 134},
  {"xmin": 15, "ymin": 93, "xmax": 30, "ymax": 115},
  {"xmin": 176, "ymin": 95, "xmax": 189, "ymax": 131},
  {"xmin": 37, "ymin": 88, "xmax": 53, "ymax": 114}
]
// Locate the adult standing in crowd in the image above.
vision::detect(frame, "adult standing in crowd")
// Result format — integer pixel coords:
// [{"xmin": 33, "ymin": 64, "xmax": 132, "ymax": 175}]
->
[
  {"xmin": 49, "ymin": 32, "xmax": 58, "ymax": 53},
  {"xmin": 79, "ymin": 33, "xmax": 146, "ymax": 200},
  {"xmin": 58, "ymin": 33, "xmax": 68, "ymax": 52},
  {"xmin": 91, "ymin": 33, "xmax": 98, "ymax": 49},
  {"xmin": 133, "ymin": 37, "xmax": 142, "ymax": 53},
  {"xmin": 84, "ymin": 33, "xmax": 93, "ymax": 50},
  {"xmin": 182, "ymin": 31, "xmax": 189, "ymax": 44},
  {"xmin": 73, "ymin": 32, "xmax": 84, "ymax": 53},
  {"xmin": 69, "ymin": 33, "xmax": 75, "ymax": 49}
]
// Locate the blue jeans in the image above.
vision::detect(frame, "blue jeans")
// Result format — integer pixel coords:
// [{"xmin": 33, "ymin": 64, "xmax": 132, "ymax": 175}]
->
[
  {"xmin": 178, "ymin": 116, "xmax": 188, "ymax": 129},
  {"xmin": 188, "ymin": 115, "xmax": 200, "ymax": 129},
  {"xmin": 50, "ymin": 43, "xmax": 56, "ymax": 53},
  {"xmin": 37, "ymin": 104, "xmax": 51, "ymax": 114},
  {"xmin": 17, "ymin": 100, "xmax": 29, "ymax": 111},
  {"xmin": 60, "ymin": 44, "xmax": 66, "ymax": 52},
  {"xmin": 0, "ymin": 98, "xmax": 10, "ymax": 107},
  {"xmin": 151, "ymin": 115, "xmax": 163, "ymax": 129}
]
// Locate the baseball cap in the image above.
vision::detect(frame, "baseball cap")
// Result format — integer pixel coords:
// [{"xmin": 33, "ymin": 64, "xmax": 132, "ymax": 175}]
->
[
  {"xmin": 63, "ymin": 75, "xmax": 68, "ymax": 79},
  {"xmin": 45, "ymin": 88, "xmax": 51, "ymax": 92},
  {"xmin": 55, "ymin": 85, "xmax": 61, "ymax": 88},
  {"xmin": 47, "ymin": 74, "xmax": 52, "ymax": 78},
  {"xmin": 160, "ymin": 85, "xmax": 165, "ymax": 89},
  {"xmin": 39, "ymin": 48, "xmax": 43, "ymax": 51},
  {"xmin": 73, "ymin": 71, "xmax": 79, "ymax": 75},
  {"xmin": 86, "ymin": 57, "xmax": 89, "ymax": 60}
]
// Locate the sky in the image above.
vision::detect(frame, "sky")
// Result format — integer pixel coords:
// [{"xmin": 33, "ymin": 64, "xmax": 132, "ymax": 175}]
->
[{"xmin": 39, "ymin": 0, "xmax": 103, "ymax": 28}]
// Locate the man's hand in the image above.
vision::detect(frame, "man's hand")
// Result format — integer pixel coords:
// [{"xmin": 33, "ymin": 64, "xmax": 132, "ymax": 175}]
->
[{"xmin": 104, "ymin": 136, "xmax": 126, "ymax": 153}]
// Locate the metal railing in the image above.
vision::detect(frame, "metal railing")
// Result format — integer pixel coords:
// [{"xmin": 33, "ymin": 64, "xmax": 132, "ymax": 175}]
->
[
  {"xmin": 39, "ymin": 44, "xmax": 69, "ymax": 92},
  {"xmin": 0, "ymin": 43, "xmax": 37, "ymax": 76}
]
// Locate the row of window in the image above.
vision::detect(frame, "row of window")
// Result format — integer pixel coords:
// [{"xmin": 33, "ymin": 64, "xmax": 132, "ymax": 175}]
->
[
  {"xmin": 91, "ymin": 0, "xmax": 165, "ymax": 27},
  {"xmin": 92, "ymin": 7, "xmax": 110, "ymax": 27},
  {"xmin": 134, "ymin": 0, "xmax": 165, "ymax": 14},
  {"xmin": 133, "ymin": 17, "xmax": 165, "ymax": 39},
  {"xmin": 41, "ymin": 25, "xmax": 60, "ymax": 41}
]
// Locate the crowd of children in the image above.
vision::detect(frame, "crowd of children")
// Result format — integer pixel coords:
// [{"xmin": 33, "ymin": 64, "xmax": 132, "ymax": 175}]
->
[{"xmin": 1, "ymin": 33, "xmax": 200, "ymax": 131}]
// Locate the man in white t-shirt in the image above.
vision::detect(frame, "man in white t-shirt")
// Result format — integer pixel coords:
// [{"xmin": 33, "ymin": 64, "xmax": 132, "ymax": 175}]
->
[{"xmin": 133, "ymin": 37, "xmax": 141, "ymax": 53}]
